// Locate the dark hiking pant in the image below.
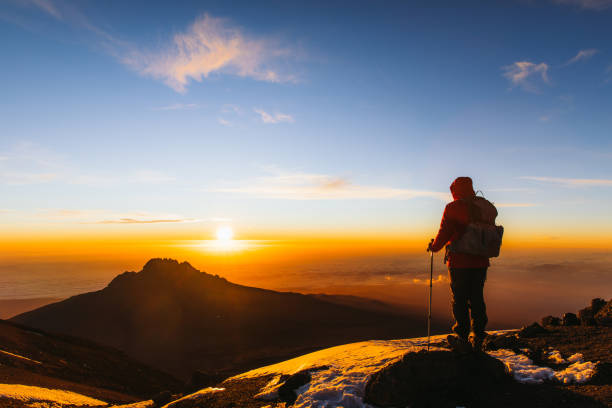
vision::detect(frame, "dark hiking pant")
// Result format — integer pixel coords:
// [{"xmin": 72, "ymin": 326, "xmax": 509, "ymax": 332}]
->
[{"xmin": 449, "ymin": 267, "xmax": 488, "ymax": 340}]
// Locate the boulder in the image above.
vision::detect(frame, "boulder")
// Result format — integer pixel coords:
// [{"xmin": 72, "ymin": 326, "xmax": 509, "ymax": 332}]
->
[
  {"xmin": 595, "ymin": 299, "xmax": 612, "ymax": 326},
  {"xmin": 577, "ymin": 298, "xmax": 606, "ymax": 325},
  {"xmin": 541, "ymin": 315, "xmax": 561, "ymax": 326},
  {"xmin": 484, "ymin": 332, "xmax": 524, "ymax": 352},
  {"xmin": 363, "ymin": 350, "xmax": 508, "ymax": 408},
  {"xmin": 518, "ymin": 322, "xmax": 548, "ymax": 338},
  {"xmin": 578, "ymin": 307, "xmax": 594, "ymax": 324},
  {"xmin": 562, "ymin": 312, "xmax": 579, "ymax": 326},
  {"xmin": 591, "ymin": 298, "xmax": 607, "ymax": 315}
]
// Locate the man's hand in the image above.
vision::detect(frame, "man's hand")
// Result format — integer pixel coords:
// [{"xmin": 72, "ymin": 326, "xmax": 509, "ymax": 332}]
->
[{"xmin": 427, "ymin": 239, "xmax": 434, "ymax": 252}]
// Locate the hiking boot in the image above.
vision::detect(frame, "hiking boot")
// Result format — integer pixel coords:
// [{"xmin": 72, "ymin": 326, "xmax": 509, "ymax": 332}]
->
[
  {"xmin": 469, "ymin": 334, "xmax": 485, "ymax": 353},
  {"xmin": 446, "ymin": 334, "xmax": 472, "ymax": 354}
]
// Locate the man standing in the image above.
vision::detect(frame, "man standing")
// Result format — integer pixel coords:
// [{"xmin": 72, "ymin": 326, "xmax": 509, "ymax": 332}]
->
[{"xmin": 427, "ymin": 177, "xmax": 496, "ymax": 352}]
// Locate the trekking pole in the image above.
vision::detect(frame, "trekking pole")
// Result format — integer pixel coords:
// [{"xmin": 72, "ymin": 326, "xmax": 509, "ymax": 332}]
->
[{"xmin": 427, "ymin": 238, "xmax": 434, "ymax": 351}]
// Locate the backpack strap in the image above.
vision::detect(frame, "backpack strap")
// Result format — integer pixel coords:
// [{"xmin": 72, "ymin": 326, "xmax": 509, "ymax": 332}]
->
[{"xmin": 461, "ymin": 197, "xmax": 482, "ymax": 223}]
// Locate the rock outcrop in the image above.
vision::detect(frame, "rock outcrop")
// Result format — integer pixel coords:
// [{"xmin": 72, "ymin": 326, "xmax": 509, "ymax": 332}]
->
[
  {"xmin": 364, "ymin": 350, "xmax": 508, "ymax": 408},
  {"xmin": 595, "ymin": 299, "xmax": 612, "ymax": 326},
  {"xmin": 562, "ymin": 312, "xmax": 580, "ymax": 326},
  {"xmin": 542, "ymin": 315, "xmax": 561, "ymax": 326}
]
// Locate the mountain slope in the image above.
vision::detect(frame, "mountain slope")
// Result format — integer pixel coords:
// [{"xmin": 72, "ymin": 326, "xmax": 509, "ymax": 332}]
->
[
  {"xmin": 0, "ymin": 319, "xmax": 182, "ymax": 404},
  {"xmin": 12, "ymin": 258, "xmax": 431, "ymax": 379}
]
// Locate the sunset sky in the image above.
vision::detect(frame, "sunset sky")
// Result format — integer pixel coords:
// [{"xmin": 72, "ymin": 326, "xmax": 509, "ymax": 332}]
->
[{"xmin": 1, "ymin": 0, "xmax": 612, "ymax": 308}]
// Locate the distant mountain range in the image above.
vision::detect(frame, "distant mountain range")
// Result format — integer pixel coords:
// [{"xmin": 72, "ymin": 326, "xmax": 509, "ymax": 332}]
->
[{"xmin": 12, "ymin": 258, "xmax": 431, "ymax": 379}]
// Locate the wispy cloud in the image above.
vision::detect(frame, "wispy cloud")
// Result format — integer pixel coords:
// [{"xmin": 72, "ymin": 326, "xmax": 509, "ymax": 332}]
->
[
  {"xmin": 551, "ymin": 0, "xmax": 612, "ymax": 10},
  {"xmin": 488, "ymin": 187, "xmax": 533, "ymax": 192},
  {"xmin": 211, "ymin": 217, "xmax": 233, "ymax": 222},
  {"xmin": 34, "ymin": 209, "xmax": 201, "ymax": 224},
  {"xmin": 123, "ymin": 14, "xmax": 296, "ymax": 93},
  {"xmin": 495, "ymin": 203, "xmax": 538, "ymax": 208},
  {"xmin": 15, "ymin": 0, "xmax": 126, "ymax": 47},
  {"xmin": 8, "ymin": 4, "xmax": 296, "ymax": 93},
  {"xmin": 71, "ymin": 170, "xmax": 175, "ymax": 186},
  {"xmin": 218, "ymin": 118, "xmax": 233, "ymax": 127},
  {"xmin": 151, "ymin": 103, "xmax": 199, "ymax": 111},
  {"xmin": 210, "ymin": 168, "xmax": 448, "ymax": 200},
  {"xmin": 502, "ymin": 61, "xmax": 550, "ymax": 92},
  {"xmin": 221, "ymin": 104, "xmax": 242, "ymax": 114},
  {"xmin": 564, "ymin": 49, "xmax": 599, "ymax": 65},
  {"xmin": 0, "ymin": 142, "xmax": 64, "ymax": 185},
  {"xmin": 0, "ymin": 142, "xmax": 174, "ymax": 186},
  {"xmin": 522, "ymin": 176, "xmax": 612, "ymax": 186},
  {"xmin": 0, "ymin": 172, "xmax": 58, "ymax": 185},
  {"xmin": 97, "ymin": 217, "xmax": 198, "ymax": 224},
  {"xmin": 605, "ymin": 64, "xmax": 612, "ymax": 83},
  {"xmin": 254, "ymin": 108, "xmax": 294, "ymax": 124},
  {"xmin": 25, "ymin": 0, "xmax": 63, "ymax": 20}
]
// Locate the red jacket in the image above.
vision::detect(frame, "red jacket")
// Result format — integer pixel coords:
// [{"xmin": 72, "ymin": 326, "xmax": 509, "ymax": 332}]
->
[{"xmin": 431, "ymin": 177, "xmax": 489, "ymax": 269}]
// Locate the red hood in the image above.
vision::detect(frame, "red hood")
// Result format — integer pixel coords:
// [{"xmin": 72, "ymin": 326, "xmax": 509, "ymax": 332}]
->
[{"xmin": 450, "ymin": 177, "xmax": 475, "ymax": 200}]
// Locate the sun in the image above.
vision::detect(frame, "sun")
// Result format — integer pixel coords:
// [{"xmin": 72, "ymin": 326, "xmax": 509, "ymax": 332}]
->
[{"xmin": 216, "ymin": 226, "xmax": 234, "ymax": 241}]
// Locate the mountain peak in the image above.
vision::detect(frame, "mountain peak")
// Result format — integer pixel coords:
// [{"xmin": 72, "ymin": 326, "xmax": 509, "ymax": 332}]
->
[
  {"xmin": 107, "ymin": 258, "xmax": 206, "ymax": 289},
  {"xmin": 142, "ymin": 258, "xmax": 197, "ymax": 274}
]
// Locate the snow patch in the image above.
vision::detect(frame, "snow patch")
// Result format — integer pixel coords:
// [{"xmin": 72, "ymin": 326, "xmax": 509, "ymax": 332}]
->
[
  {"xmin": 567, "ymin": 353, "xmax": 584, "ymax": 363},
  {"xmin": 0, "ymin": 384, "xmax": 106, "ymax": 406},
  {"xmin": 489, "ymin": 349, "xmax": 597, "ymax": 385},
  {"xmin": 554, "ymin": 361, "xmax": 598, "ymax": 384},
  {"xmin": 547, "ymin": 350, "xmax": 566, "ymax": 364},
  {"xmin": 488, "ymin": 349, "xmax": 555, "ymax": 384}
]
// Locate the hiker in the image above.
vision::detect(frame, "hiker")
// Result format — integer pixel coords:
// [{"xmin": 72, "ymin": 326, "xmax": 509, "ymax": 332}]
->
[{"xmin": 427, "ymin": 177, "xmax": 501, "ymax": 352}]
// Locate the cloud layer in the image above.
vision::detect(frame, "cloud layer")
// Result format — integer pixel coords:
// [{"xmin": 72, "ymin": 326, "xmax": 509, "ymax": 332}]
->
[
  {"xmin": 523, "ymin": 176, "xmax": 612, "ymax": 186},
  {"xmin": 123, "ymin": 14, "xmax": 295, "ymax": 93},
  {"xmin": 211, "ymin": 169, "xmax": 449, "ymax": 200}
]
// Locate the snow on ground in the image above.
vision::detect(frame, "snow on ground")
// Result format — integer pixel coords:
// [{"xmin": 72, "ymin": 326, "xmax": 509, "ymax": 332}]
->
[
  {"xmin": 228, "ymin": 330, "xmax": 597, "ymax": 408},
  {"xmin": 554, "ymin": 360, "xmax": 598, "ymax": 384},
  {"xmin": 0, "ymin": 384, "xmax": 106, "ymax": 406},
  {"xmin": 488, "ymin": 349, "xmax": 555, "ymax": 384},
  {"xmin": 486, "ymin": 350, "xmax": 597, "ymax": 385}
]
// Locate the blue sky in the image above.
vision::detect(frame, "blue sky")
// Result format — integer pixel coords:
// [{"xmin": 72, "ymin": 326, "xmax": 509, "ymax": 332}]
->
[{"xmin": 1, "ymin": 0, "xmax": 611, "ymax": 244}]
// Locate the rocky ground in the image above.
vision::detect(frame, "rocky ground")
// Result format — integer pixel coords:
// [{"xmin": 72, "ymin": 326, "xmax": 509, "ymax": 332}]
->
[
  {"xmin": 147, "ymin": 325, "xmax": 610, "ymax": 408},
  {"xmin": 489, "ymin": 325, "xmax": 612, "ymax": 407}
]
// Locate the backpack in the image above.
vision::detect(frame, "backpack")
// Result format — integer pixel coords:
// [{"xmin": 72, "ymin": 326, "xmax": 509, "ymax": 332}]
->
[{"xmin": 447, "ymin": 196, "xmax": 504, "ymax": 258}]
